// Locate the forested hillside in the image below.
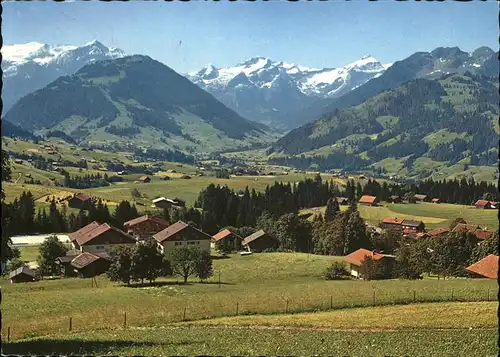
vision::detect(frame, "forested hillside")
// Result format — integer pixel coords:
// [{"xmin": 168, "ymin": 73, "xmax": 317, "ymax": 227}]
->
[{"xmin": 269, "ymin": 73, "xmax": 499, "ymax": 177}]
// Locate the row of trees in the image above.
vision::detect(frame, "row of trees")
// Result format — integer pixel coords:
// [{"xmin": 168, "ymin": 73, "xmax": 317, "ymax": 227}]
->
[{"xmin": 59, "ymin": 171, "xmax": 111, "ymax": 189}]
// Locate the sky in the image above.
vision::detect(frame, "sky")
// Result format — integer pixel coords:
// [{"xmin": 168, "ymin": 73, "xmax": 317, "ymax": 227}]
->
[{"xmin": 3, "ymin": 0, "xmax": 498, "ymax": 74}]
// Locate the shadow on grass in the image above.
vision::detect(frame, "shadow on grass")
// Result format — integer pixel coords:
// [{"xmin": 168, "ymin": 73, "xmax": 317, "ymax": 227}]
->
[{"xmin": 2, "ymin": 338, "xmax": 203, "ymax": 354}]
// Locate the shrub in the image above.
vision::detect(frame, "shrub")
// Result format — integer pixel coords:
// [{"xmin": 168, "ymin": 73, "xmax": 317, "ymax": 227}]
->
[{"xmin": 324, "ymin": 262, "xmax": 350, "ymax": 280}]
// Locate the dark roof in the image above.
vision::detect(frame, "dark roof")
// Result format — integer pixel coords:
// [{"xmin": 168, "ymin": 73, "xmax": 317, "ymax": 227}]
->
[
  {"xmin": 123, "ymin": 215, "xmax": 170, "ymax": 228},
  {"xmin": 465, "ymin": 255, "xmax": 498, "ymax": 279},
  {"xmin": 401, "ymin": 219, "xmax": 424, "ymax": 227},
  {"xmin": 359, "ymin": 195, "xmax": 377, "ymax": 204},
  {"xmin": 243, "ymin": 230, "xmax": 276, "ymax": 245},
  {"xmin": 344, "ymin": 248, "xmax": 389, "ymax": 266},
  {"xmin": 9, "ymin": 266, "xmax": 37, "ymax": 279},
  {"xmin": 56, "ymin": 255, "xmax": 78, "ymax": 263},
  {"xmin": 153, "ymin": 221, "xmax": 211, "ymax": 243}
]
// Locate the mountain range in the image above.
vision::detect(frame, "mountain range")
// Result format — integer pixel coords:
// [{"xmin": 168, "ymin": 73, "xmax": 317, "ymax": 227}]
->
[
  {"xmin": 3, "ymin": 55, "xmax": 273, "ymax": 153},
  {"xmin": 187, "ymin": 56, "xmax": 390, "ymax": 129},
  {"xmin": 1, "ymin": 40, "xmax": 126, "ymax": 112}
]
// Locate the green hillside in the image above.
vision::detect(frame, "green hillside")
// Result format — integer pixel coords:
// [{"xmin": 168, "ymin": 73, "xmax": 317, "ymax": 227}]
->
[{"xmin": 268, "ymin": 73, "xmax": 498, "ymax": 180}]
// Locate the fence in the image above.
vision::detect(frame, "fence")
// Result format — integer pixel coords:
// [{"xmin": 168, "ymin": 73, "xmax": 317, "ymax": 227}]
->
[{"xmin": 3, "ymin": 287, "xmax": 496, "ymax": 342}]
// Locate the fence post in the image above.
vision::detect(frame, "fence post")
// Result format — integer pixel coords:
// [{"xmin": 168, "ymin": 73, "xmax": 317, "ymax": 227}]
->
[
  {"xmin": 218, "ymin": 269, "xmax": 221, "ymax": 289},
  {"xmin": 69, "ymin": 317, "xmax": 72, "ymax": 331},
  {"xmin": 487, "ymin": 289, "xmax": 490, "ymax": 301},
  {"xmin": 330, "ymin": 295, "xmax": 333, "ymax": 309},
  {"xmin": 236, "ymin": 302, "xmax": 239, "ymax": 316},
  {"xmin": 285, "ymin": 299, "xmax": 289, "ymax": 313},
  {"xmin": 183, "ymin": 306, "xmax": 187, "ymax": 321},
  {"xmin": 124, "ymin": 312, "xmax": 127, "ymax": 328},
  {"xmin": 451, "ymin": 288, "xmax": 454, "ymax": 301},
  {"xmin": 413, "ymin": 290, "xmax": 416, "ymax": 303},
  {"xmin": 7, "ymin": 326, "xmax": 10, "ymax": 342},
  {"xmin": 372, "ymin": 291, "xmax": 376, "ymax": 306}
]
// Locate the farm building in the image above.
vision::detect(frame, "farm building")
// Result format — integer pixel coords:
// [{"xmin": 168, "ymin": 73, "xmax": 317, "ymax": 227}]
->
[
  {"xmin": 358, "ymin": 195, "xmax": 378, "ymax": 206},
  {"xmin": 153, "ymin": 221, "xmax": 211, "ymax": 256},
  {"xmin": 138, "ymin": 176, "xmax": 151, "ymax": 183},
  {"xmin": 473, "ymin": 229, "xmax": 497, "ymax": 241},
  {"xmin": 401, "ymin": 219, "xmax": 425, "ymax": 233},
  {"xmin": 343, "ymin": 248, "xmax": 396, "ymax": 280},
  {"xmin": 388, "ymin": 195, "xmax": 402, "ymax": 203},
  {"xmin": 474, "ymin": 200, "xmax": 492, "ymax": 209},
  {"xmin": 380, "ymin": 217, "xmax": 404, "ymax": 230},
  {"xmin": 465, "ymin": 255, "xmax": 498, "ymax": 279},
  {"xmin": 14, "ymin": 159, "xmax": 23, "ymax": 164},
  {"xmin": 212, "ymin": 229, "xmax": 243, "ymax": 251},
  {"xmin": 67, "ymin": 192, "xmax": 92, "ymax": 210},
  {"xmin": 152, "ymin": 197, "xmax": 186, "ymax": 210},
  {"xmin": 55, "ymin": 253, "xmax": 79, "ymax": 277},
  {"xmin": 431, "ymin": 198, "xmax": 441, "ymax": 204},
  {"xmin": 181, "ymin": 175, "xmax": 192, "ymax": 179},
  {"xmin": 69, "ymin": 222, "xmax": 137, "ymax": 254},
  {"xmin": 70, "ymin": 252, "xmax": 112, "ymax": 278},
  {"xmin": 413, "ymin": 194, "xmax": 429, "ymax": 202},
  {"xmin": 123, "ymin": 215, "xmax": 170, "ymax": 241},
  {"xmin": 427, "ymin": 228, "xmax": 450, "ymax": 237},
  {"xmin": 451, "ymin": 223, "xmax": 480, "ymax": 234},
  {"xmin": 9, "ymin": 266, "xmax": 38, "ymax": 284},
  {"xmin": 242, "ymin": 230, "xmax": 279, "ymax": 252}
]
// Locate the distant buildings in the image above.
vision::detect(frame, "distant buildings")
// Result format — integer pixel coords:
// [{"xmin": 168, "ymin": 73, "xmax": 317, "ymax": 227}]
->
[
  {"xmin": 358, "ymin": 195, "xmax": 378, "ymax": 206},
  {"xmin": 153, "ymin": 221, "xmax": 211, "ymax": 256}
]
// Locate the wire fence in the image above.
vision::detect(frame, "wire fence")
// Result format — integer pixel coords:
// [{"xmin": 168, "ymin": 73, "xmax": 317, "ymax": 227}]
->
[{"xmin": 3, "ymin": 287, "xmax": 496, "ymax": 342}]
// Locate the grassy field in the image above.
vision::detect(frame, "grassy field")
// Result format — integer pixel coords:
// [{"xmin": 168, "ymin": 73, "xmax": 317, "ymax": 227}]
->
[
  {"xmin": 18, "ymin": 245, "xmax": 41, "ymax": 263},
  {"xmin": 2, "ymin": 253, "xmax": 496, "ymax": 341},
  {"xmin": 3, "ymin": 303, "xmax": 497, "ymax": 356},
  {"xmin": 301, "ymin": 202, "xmax": 498, "ymax": 230}
]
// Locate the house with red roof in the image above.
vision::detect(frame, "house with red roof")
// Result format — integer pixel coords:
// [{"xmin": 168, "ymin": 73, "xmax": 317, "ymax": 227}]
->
[
  {"xmin": 358, "ymin": 195, "xmax": 378, "ymax": 206},
  {"xmin": 67, "ymin": 192, "xmax": 93, "ymax": 210},
  {"xmin": 69, "ymin": 221, "xmax": 136, "ymax": 254},
  {"xmin": 465, "ymin": 255, "xmax": 498, "ymax": 279},
  {"xmin": 474, "ymin": 200, "xmax": 492, "ymax": 209},
  {"xmin": 380, "ymin": 217, "xmax": 404, "ymax": 230},
  {"xmin": 123, "ymin": 215, "xmax": 170, "ymax": 241},
  {"xmin": 343, "ymin": 248, "xmax": 396, "ymax": 279},
  {"xmin": 70, "ymin": 252, "xmax": 112, "ymax": 278},
  {"xmin": 153, "ymin": 221, "xmax": 211, "ymax": 256},
  {"xmin": 212, "ymin": 228, "xmax": 243, "ymax": 252}
]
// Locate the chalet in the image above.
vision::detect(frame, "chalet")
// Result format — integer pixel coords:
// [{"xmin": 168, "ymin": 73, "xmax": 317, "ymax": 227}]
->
[
  {"xmin": 67, "ymin": 193, "xmax": 92, "ymax": 210},
  {"xmin": 70, "ymin": 252, "xmax": 112, "ymax": 278},
  {"xmin": 413, "ymin": 194, "xmax": 429, "ymax": 202},
  {"xmin": 9, "ymin": 266, "xmax": 38, "ymax": 284},
  {"xmin": 380, "ymin": 217, "xmax": 404, "ymax": 230},
  {"xmin": 359, "ymin": 195, "xmax": 378, "ymax": 206},
  {"xmin": 343, "ymin": 248, "xmax": 396, "ymax": 280},
  {"xmin": 153, "ymin": 221, "xmax": 211, "ymax": 256},
  {"xmin": 55, "ymin": 253, "xmax": 80, "ymax": 277},
  {"xmin": 68, "ymin": 222, "xmax": 136, "ymax": 254},
  {"xmin": 181, "ymin": 175, "xmax": 192, "ymax": 179},
  {"xmin": 212, "ymin": 229, "xmax": 243, "ymax": 251},
  {"xmin": 123, "ymin": 215, "xmax": 170, "ymax": 241},
  {"xmin": 242, "ymin": 230, "xmax": 279, "ymax": 253},
  {"xmin": 465, "ymin": 255, "xmax": 498, "ymax": 279},
  {"xmin": 14, "ymin": 159, "xmax": 23, "ymax": 164},
  {"xmin": 388, "ymin": 195, "xmax": 402, "ymax": 204},
  {"xmin": 152, "ymin": 197, "xmax": 186, "ymax": 210},
  {"xmin": 431, "ymin": 198, "xmax": 441, "ymax": 204},
  {"xmin": 401, "ymin": 219, "xmax": 425, "ymax": 233},
  {"xmin": 138, "ymin": 176, "xmax": 151, "ymax": 183},
  {"xmin": 474, "ymin": 200, "xmax": 492, "ymax": 209},
  {"xmin": 336, "ymin": 197, "xmax": 349, "ymax": 205},
  {"xmin": 427, "ymin": 228, "xmax": 450, "ymax": 237}
]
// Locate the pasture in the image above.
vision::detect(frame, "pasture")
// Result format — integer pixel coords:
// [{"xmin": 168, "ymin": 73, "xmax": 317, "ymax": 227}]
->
[
  {"xmin": 301, "ymin": 202, "xmax": 498, "ymax": 230},
  {"xmin": 1, "ymin": 253, "xmax": 496, "ymax": 341},
  {"xmin": 3, "ymin": 303, "xmax": 497, "ymax": 356}
]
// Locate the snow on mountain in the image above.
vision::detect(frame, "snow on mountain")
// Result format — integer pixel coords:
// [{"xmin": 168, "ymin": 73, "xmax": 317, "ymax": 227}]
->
[
  {"xmin": 2, "ymin": 40, "xmax": 126, "ymax": 111},
  {"xmin": 187, "ymin": 56, "xmax": 387, "ymax": 129}
]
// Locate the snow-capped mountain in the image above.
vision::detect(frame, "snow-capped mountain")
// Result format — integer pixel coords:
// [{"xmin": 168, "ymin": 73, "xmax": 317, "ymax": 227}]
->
[
  {"xmin": 187, "ymin": 56, "xmax": 390, "ymax": 129},
  {"xmin": 1, "ymin": 40, "xmax": 126, "ymax": 112}
]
